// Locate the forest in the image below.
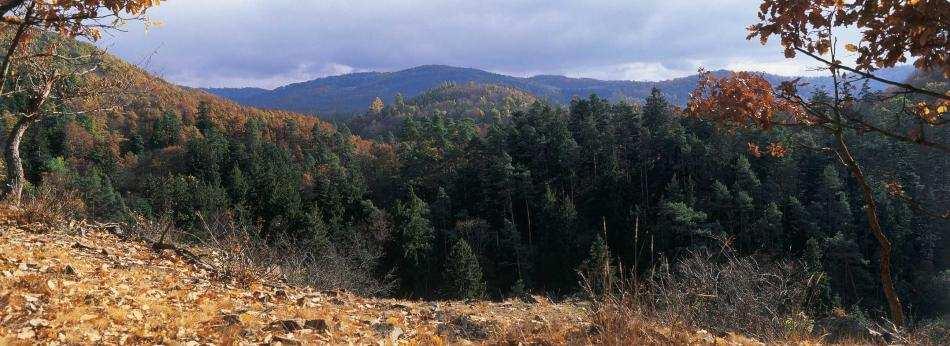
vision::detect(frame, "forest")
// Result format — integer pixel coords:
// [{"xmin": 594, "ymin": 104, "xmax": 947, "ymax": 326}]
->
[
  {"xmin": 11, "ymin": 62, "xmax": 948, "ymax": 323},
  {"xmin": 0, "ymin": 0, "xmax": 947, "ymax": 343}
]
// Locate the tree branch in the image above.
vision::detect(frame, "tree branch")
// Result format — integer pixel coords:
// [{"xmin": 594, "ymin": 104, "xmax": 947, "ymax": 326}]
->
[
  {"xmin": 0, "ymin": 0, "xmax": 25, "ymax": 17},
  {"xmin": 795, "ymin": 48, "xmax": 949, "ymax": 102}
]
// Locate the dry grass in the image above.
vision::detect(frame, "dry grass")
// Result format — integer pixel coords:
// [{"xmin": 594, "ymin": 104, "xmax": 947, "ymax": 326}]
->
[
  {"xmin": 580, "ymin": 239, "xmax": 948, "ymax": 345},
  {"xmin": 19, "ymin": 175, "xmax": 87, "ymax": 226}
]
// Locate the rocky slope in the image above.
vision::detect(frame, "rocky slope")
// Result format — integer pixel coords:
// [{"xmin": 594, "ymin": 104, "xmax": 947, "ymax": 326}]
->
[{"xmin": 0, "ymin": 206, "xmax": 776, "ymax": 345}]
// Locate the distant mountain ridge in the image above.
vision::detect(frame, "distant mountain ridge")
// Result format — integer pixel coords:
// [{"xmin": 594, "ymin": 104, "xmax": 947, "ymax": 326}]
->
[{"xmin": 204, "ymin": 64, "xmax": 916, "ymax": 118}]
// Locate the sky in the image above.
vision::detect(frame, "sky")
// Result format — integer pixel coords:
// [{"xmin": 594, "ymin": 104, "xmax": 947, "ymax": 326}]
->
[{"xmin": 99, "ymin": 0, "xmax": 835, "ymax": 89}]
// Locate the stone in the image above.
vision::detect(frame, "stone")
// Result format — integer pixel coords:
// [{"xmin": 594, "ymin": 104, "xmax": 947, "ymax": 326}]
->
[
  {"xmin": 304, "ymin": 319, "xmax": 329, "ymax": 333},
  {"xmin": 269, "ymin": 320, "xmax": 302, "ymax": 332},
  {"xmin": 222, "ymin": 314, "xmax": 240, "ymax": 326}
]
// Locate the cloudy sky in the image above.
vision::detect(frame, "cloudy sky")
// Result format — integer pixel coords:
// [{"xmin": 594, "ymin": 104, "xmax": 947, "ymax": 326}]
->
[{"xmin": 99, "ymin": 0, "xmax": 833, "ymax": 89}]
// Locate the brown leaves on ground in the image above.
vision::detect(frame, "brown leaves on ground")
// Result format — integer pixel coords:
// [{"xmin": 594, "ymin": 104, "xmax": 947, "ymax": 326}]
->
[
  {"xmin": 0, "ymin": 205, "xmax": 774, "ymax": 345},
  {"xmin": 0, "ymin": 206, "xmax": 594, "ymax": 345}
]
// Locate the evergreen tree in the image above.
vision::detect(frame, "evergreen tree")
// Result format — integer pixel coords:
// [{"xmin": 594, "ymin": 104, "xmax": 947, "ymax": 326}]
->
[
  {"xmin": 74, "ymin": 167, "xmax": 126, "ymax": 219},
  {"xmin": 812, "ymin": 165, "xmax": 853, "ymax": 236},
  {"xmin": 534, "ymin": 187, "xmax": 581, "ymax": 290},
  {"xmin": 660, "ymin": 201, "xmax": 709, "ymax": 250},
  {"xmin": 709, "ymin": 180, "xmax": 734, "ymax": 228},
  {"xmin": 578, "ymin": 235, "xmax": 615, "ymax": 296},
  {"xmin": 308, "ymin": 206, "xmax": 331, "ymax": 255},
  {"xmin": 392, "ymin": 190, "xmax": 435, "ymax": 295},
  {"xmin": 754, "ymin": 202, "xmax": 784, "ymax": 250},
  {"xmin": 496, "ymin": 219, "xmax": 527, "ymax": 292},
  {"xmin": 150, "ymin": 111, "xmax": 183, "ymax": 149},
  {"xmin": 642, "ymin": 87, "xmax": 671, "ymax": 130},
  {"xmin": 443, "ymin": 238, "xmax": 485, "ymax": 299},
  {"xmin": 782, "ymin": 196, "xmax": 818, "ymax": 252},
  {"xmin": 735, "ymin": 155, "xmax": 761, "ymax": 192}
]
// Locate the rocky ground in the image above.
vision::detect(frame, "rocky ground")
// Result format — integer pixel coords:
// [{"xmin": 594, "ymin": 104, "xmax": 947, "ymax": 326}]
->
[
  {"xmin": 0, "ymin": 207, "xmax": 776, "ymax": 345},
  {"xmin": 0, "ymin": 210, "xmax": 605, "ymax": 345}
]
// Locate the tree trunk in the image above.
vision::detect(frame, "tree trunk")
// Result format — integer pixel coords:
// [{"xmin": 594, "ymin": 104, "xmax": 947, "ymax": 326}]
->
[
  {"xmin": 834, "ymin": 132, "xmax": 904, "ymax": 326},
  {"xmin": 3, "ymin": 117, "xmax": 33, "ymax": 205}
]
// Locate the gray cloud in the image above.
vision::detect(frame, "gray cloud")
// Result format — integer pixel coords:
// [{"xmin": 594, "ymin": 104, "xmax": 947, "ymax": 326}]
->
[{"xmin": 100, "ymin": 0, "xmax": 830, "ymax": 88}]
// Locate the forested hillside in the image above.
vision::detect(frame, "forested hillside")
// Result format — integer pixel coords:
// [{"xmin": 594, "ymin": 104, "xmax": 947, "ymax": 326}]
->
[
  {"xmin": 349, "ymin": 82, "xmax": 537, "ymax": 138},
  {"xmin": 0, "ymin": 11, "xmax": 944, "ymax": 345},
  {"xmin": 9, "ymin": 34, "xmax": 947, "ymax": 319},
  {"xmin": 205, "ymin": 64, "xmax": 915, "ymax": 118}
]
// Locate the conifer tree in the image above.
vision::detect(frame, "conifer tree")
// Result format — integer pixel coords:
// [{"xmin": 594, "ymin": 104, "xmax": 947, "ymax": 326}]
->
[
  {"xmin": 735, "ymin": 155, "xmax": 761, "ymax": 192},
  {"xmin": 393, "ymin": 190, "xmax": 435, "ymax": 295},
  {"xmin": 497, "ymin": 219, "xmax": 528, "ymax": 292},
  {"xmin": 444, "ymin": 238, "xmax": 485, "ymax": 299},
  {"xmin": 643, "ymin": 88, "xmax": 671, "ymax": 131},
  {"xmin": 781, "ymin": 196, "xmax": 817, "ymax": 250},
  {"xmin": 812, "ymin": 165, "xmax": 853, "ymax": 236},
  {"xmin": 308, "ymin": 206, "xmax": 331, "ymax": 255},
  {"xmin": 754, "ymin": 202, "xmax": 784, "ymax": 250},
  {"xmin": 578, "ymin": 235, "xmax": 615, "ymax": 296}
]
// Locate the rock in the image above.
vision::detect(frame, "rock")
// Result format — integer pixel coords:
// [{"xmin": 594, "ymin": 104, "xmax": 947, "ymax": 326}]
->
[
  {"xmin": 390, "ymin": 303, "xmax": 412, "ymax": 311},
  {"xmin": 519, "ymin": 294, "xmax": 544, "ymax": 304},
  {"xmin": 222, "ymin": 314, "xmax": 240, "ymax": 326},
  {"xmin": 17, "ymin": 327, "xmax": 35, "ymax": 339},
  {"xmin": 269, "ymin": 320, "xmax": 302, "ymax": 332},
  {"xmin": 304, "ymin": 319, "xmax": 328, "ymax": 333},
  {"xmin": 28, "ymin": 318, "xmax": 49, "ymax": 327},
  {"xmin": 389, "ymin": 326, "xmax": 404, "ymax": 342},
  {"xmin": 372, "ymin": 321, "xmax": 394, "ymax": 334},
  {"xmin": 160, "ymin": 248, "xmax": 176, "ymax": 258},
  {"xmin": 450, "ymin": 315, "xmax": 494, "ymax": 341}
]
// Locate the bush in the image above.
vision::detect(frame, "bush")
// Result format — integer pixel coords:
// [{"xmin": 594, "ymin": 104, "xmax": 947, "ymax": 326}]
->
[{"xmin": 588, "ymin": 239, "xmax": 819, "ymax": 343}]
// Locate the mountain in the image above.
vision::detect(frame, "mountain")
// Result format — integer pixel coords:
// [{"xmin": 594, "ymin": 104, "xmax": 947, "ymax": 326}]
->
[{"xmin": 204, "ymin": 64, "xmax": 916, "ymax": 118}]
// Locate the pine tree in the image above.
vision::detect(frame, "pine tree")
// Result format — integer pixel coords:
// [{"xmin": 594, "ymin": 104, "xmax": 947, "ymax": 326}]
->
[
  {"xmin": 660, "ymin": 201, "xmax": 709, "ymax": 249},
  {"xmin": 812, "ymin": 165, "xmax": 853, "ymax": 236},
  {"xmin": 150, "ymin": 111, "xmax": 183, "ymax": 149},
  {"xmin": 754, "ymin": 202, "xmax": 784, "ymax": 250},
  {"xmin": 643, "ymin": 87, "xmax": 671, "ymax": 130},
  {"xmin": 308, "ymin": 206, "xmax": 331, "ymax": 255},
  {"xmin": 393, "ymin": 190, "xmax": 435, "ymax": 295},
  {"xmin": 535, "ymin": 187, "xmax": 580, "ymax": 289},
  {"xmin": 578, "ymin": 235, "xmax": 615, "ymax": 296},
  {"xmin": 196, "ymin": 101, "xmax": 215, "ymax": 136},
  {"xmin": 735, "ymin": 155, "xmax": 761, "ymax": 192},
  {"xmin": 709, "ymin": 180, "xmax": 734, "ymax": 227},
  {"xmin": 227, "ymin": 165, "xmax": 250, "ymax": 203},
  {"xmin": 497, "ymin": 219, "xmax": 527, "ymax": 292},
  {"xmin": 443, "ymin": 238, "xmax": 485, "ymax": 299},
  {"xmin": 430, "ymin": 187, "xmax": 452, "ymax": 230},
  {"xmin": 75, "ymin": 167, "xmax": 126, "ymax": 219}
]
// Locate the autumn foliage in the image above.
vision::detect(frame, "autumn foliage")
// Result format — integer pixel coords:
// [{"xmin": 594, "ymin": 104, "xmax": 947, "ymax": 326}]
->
[
  {"xmin": 749, "ymin": 0, "xmax": 950, "ymax": 77},
  {"xmin": 686, "ymin": 70, "xmax": 806, "ymax": 131}
]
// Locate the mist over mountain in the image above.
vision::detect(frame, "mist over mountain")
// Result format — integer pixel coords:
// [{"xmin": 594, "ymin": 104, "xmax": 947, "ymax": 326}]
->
[{"xmin": 204, "ymin": 64, "xmax": 915, "ymax": 118}]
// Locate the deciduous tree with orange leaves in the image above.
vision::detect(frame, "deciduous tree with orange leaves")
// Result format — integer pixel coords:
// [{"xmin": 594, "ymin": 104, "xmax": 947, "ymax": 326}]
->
[
  {"xmin": 687, "ymin": 0, "xmax": 948, "ymax": 327},
  {"xmin": 0, "ymin": 0, "xmax": 161, "ymax": 203}
]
